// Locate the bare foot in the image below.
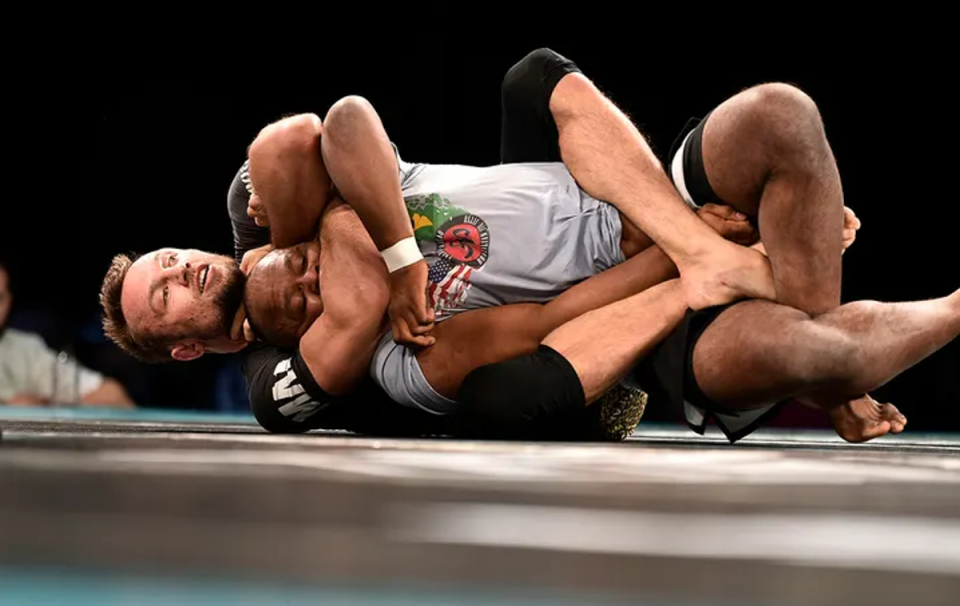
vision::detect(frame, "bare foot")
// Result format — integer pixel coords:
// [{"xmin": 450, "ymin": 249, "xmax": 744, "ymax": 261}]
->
[
  {"xmin": 827, "ymin": 394, "xmax": 907, "ymax": 443},
  {"xmin": 681, "ymin": 241, "xmax": 776, "ymax": 310}
]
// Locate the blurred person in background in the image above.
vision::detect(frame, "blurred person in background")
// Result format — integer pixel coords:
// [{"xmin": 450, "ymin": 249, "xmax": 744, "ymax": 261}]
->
[{"xmin": 0, "ymin": 260, "xmax": 136, "ymax": 408}]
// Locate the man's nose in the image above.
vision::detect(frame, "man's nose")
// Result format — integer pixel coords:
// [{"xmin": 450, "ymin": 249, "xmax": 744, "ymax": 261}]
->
[{"xmin": 163, "ymin": 262, "xmax": 192, "ymax": 286}]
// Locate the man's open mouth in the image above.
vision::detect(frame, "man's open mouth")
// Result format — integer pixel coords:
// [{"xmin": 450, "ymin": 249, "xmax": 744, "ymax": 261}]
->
[{"xmin": 200, "ymin": 266, "xmax": 210, "ymax": 293}]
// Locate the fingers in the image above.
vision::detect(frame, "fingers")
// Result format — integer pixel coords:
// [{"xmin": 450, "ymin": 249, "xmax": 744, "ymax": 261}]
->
[
  {"xmin": 392, "ymin": 302, "xmax": 435, "ymax": 336},
  {"xmin": 247, "ymin": 195, "xmax": 269, "ymax": 226},
  {"xmin": 700, "ymin": 202, "xmax": 748, "ymax": 220},
  {"xmin": 404, "ymin": 307, "xmax": 435, "ymax": 340},
  {"xmin": 390, "ymin": 305, "xmax": 436, "ymax": 347},
  {"xmin": 410, "ymin": 292, "xmax": 437, "ymax": 328},
  {"xmin": 843, "ymin": 206, "xmax": 861, "ymax": 230},
  {"xmin": 247, "ymin": 197, "xmax": 262, "ymax": 219},
  {"xmin": 242, "ymin": 319, "xmax": 257, "ymax": 342},
  {"xmin": 392, "ymin": 316, "xmax": 435, "ymax": 348},
  {"xmin": 731, "ymin": 222, "xmax": 760, "ymax": 246},
  {"xmin": 842, "ymin": 228, "xmax": 857, "ymax": 251}
]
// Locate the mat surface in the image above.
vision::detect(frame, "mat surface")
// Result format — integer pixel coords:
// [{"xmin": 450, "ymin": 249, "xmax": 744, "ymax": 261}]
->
[{"xmin": 2, "ymin": 406, "xmax": 959, "ymax": 606}]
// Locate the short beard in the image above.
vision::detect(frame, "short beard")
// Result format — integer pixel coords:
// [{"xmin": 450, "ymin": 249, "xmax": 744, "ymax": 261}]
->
[{"xmin": 213, "ymin": 263, "xmax": 247, "ymax": 337}]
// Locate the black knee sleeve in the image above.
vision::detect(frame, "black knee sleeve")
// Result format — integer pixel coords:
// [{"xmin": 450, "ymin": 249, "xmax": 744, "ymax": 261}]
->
[
  {"xmin": 501, "ymin": 48, "xmax": 581, "ymax": 118},
  {"xmin": 457, "ymin": 345, "xmax": 586, "ymax": 438},
  {"xmin": 499, "ymin": 49, "xmax": 581, "ymax": 164},
  {"xmin": 667, "ymin": 111, "xmax": 726, "ymax": 207}
]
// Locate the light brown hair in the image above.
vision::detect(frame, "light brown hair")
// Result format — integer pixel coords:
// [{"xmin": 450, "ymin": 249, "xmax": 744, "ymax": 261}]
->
[{"xmin": 99, "ymin": 253, "xmax": 176, "ymax": 363}]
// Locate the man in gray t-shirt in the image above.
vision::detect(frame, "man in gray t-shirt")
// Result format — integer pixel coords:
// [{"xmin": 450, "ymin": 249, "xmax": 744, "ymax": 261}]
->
[
  {"xmin": 366, "ymin": 158, "xmax": 635, "ymax": 414},
  {"xmin": 243, "ymin": 152, "xmax": 743, "ymax": 418}
]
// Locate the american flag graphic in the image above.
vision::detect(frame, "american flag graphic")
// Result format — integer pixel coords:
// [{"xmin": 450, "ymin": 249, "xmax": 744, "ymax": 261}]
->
[{"xmin": 427, "ymin": 258, "xmax": 473, "ymax": 316}]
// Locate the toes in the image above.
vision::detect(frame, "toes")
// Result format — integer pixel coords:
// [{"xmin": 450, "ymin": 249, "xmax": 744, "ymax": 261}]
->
[{"xmin": 875, "ymin": 402, "xmax": 907, "ymax": 434}]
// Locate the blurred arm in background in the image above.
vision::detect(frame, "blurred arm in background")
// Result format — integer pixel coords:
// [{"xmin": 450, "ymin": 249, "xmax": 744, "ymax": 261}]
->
[
  {"xmin": 0, "ymin": 260, "xmax": 135, "ymax": 408},
  {"xmin": 0, "ymin": 328, "xmax": 136, "ymax": 408}
]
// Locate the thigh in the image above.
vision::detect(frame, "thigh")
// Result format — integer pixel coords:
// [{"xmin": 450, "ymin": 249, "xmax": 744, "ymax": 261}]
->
[
  {"xmin": 499, "ymin": 49, "xmax": 581, "ymax": 164},
  {"xmin": 690, "ymin": 300, "xmax": 819, "ymax": 409}
]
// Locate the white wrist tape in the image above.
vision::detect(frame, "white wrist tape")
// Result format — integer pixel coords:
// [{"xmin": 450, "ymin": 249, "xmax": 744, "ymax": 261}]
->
[{"xmin": 380, "ymin": 236, "xmax": 423, "ymax": 273}]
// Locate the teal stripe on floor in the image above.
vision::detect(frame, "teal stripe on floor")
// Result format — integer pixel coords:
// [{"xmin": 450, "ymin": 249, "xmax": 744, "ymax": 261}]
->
[
  {"xmin": 0, "ymin": 405, "xmax": 257, "ymax": 425},
  {"xmin": 0, "ymin": 568, "xmax": 686, "ymax": 606}
]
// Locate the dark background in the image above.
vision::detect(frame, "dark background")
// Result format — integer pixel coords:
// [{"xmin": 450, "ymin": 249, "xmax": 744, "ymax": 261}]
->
[{"xmin": 2, "ymin": 32, "xmax": 956, "ymax": 429}]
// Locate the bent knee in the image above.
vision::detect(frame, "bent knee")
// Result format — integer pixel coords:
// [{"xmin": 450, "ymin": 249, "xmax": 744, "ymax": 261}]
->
[
  {"xmin": 504, "ymin": 48, "xmax": 561, "ymax": 79},
  {"xmin": 736, "ymin": 83, "xmax": 825, "ymax": 152},
  {"xmin": 502, "ymin": 48, "xmax": 569, "ymax": 100},
  {"xmin": 748, "ymin": 82, "xmax": 819, "ymax": 119}
]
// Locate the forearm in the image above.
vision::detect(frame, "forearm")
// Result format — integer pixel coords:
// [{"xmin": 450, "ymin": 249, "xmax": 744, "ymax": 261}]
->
[
  {"xmin": 419, "ymin": 246, "xmax": 679, "ymax": 399},
  {"xmin": 300, "ymin": 201, "xmax": 392, "ymax": 394},
  {"xmin": 320, "ymin": 96, "xmax": 414, "ymax": 252},
  {"xmin": 79, "ymin": 378, "xmax": 136, "ymax": 408},
  {"xmin": 543, "ymin": 279, "xmax": 688, "ymax": 403},
  {"xmin": 541, "ymin": 244, "xmax": 678, "ymax": 330}
]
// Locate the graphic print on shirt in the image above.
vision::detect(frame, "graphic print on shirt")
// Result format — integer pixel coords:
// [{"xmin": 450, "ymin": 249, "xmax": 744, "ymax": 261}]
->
[{"xmin": 405, "ymin": 193, "xmax": 489, "ymax": 319}]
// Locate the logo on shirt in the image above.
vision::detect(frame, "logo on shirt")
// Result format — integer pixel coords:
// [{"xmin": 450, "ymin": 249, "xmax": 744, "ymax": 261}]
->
[
  {"xmin": 436, "ymin": 213, "xmax": 489, "ymax": 267},
  {"xmin": 405, "ymin": 193, "xmax": 490, "ymax": 320}
]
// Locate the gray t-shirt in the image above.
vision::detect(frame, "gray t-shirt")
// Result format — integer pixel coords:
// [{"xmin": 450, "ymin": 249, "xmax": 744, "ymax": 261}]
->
[
  {"xmin": 371, "ymin": 160, "xmax": 625, "ymax": 414},
  {"xmin": 397, "ymin": 160, "xmax": 624, "ymax": 321}
]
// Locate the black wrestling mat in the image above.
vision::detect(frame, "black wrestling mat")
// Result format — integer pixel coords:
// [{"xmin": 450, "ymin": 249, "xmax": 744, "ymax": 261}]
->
[{"xmin": 1, "ymin": 409, "xmax": 959, "ymax": 606}]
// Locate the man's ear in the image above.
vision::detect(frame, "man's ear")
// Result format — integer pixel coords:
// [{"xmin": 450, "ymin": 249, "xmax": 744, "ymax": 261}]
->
[{"xmin": 170, "ymin": 341, "xmax": 205, "ymax": 362}]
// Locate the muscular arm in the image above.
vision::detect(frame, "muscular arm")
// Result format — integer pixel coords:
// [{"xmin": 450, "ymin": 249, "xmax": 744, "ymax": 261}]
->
[
  {"xmin": 297, "ymin": 200, "xmax": 391, "ymax": 395},
  {"xmin": 320, "ymin": 96, "xmax": 415, "ymax": 252},
  {"xmin": 246, "ymin": 114, "xmax": 334, "ymax": 249},
  {"xmin": 247, "ymin": 97, "xmax": 414, "ymax": 253},
  {"xmin": 248, "ymin": 98, "xmax": 434, "ymax": 345},
  {"xmin": 417, "ymin": 244, "xmax": 679, "ymax": 397}
]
